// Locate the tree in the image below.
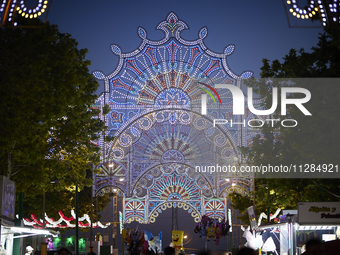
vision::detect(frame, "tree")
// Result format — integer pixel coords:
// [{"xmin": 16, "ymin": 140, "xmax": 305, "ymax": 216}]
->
[
  {"xmin": 229, "ymin": 29, "xmax": 340, "ymax": 225},
  {"xmin": 0, "ymin": 18, "xmax": 110, "ymax": 220}
]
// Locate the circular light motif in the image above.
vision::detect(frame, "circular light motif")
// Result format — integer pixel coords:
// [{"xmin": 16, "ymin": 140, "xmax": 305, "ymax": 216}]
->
[
  {"xmin": 119, "ymin": 134, "xmax": 132, "ymax": 147},
  {"xmin": 111, "ymin": 147, "xmax": 124, "ymax": 160},
  {"xmin": 193, "ymin": 117, "xmax": 206, "ymax": 130},
  {"xmin": 214, "ymin": 134, "xmax": 227, "ymax": 147},
  {"xmin": 222, "ymin": 148, "xmax": 233, "ymax": 159},
  {"xmin": 287, "ymin": 0, "xmax": 318, "ymax": 19},
  {"xmin": 138, "ymin": 117, "xmax": 152, "ymax": 130},
  {"xmin": 179, "ymin": 111, "xmax": 190, "ymax": 124},
  {"xmin": 15, "ymin": 0, "xmax": 48, "ymax": 19}
]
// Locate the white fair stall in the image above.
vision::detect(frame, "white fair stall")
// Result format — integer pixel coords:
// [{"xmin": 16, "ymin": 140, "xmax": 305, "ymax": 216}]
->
[{"xmin": 255, "ymin": 202, "xmax": 340, "ymax": 255}]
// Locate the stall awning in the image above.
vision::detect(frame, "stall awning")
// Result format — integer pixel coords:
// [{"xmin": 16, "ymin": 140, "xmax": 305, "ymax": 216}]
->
[{"xmin": 2, "ymin": 226, "xmax": 58, "ymax": 239}]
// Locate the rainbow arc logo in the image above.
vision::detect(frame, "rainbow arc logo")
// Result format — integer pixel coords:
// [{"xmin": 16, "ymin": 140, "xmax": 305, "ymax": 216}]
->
[{"xmin": 198, "ymin": 82, "xmax": 222, "ymax": 115}]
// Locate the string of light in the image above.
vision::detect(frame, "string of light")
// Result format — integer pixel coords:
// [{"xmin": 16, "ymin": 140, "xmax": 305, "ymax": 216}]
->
[{"xmin": 23, "ymin": 210, "xmax": 110, "ymax": 229}]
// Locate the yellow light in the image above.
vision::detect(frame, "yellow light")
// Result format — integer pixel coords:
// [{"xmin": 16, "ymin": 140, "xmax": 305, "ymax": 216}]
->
[
  {"xmin": 21, "ymin": 12, "xmax": 25, "ymax": 17},
  {"xmin": 16, "ymin": 7, "xmax": 20, "ymax": 10},
  {"xmin": 312, "ymin": 11, "xmax": 316, "ymax": 15},
  {"xmin": 25, "ymin": 14, "xmax": 28, "ymax": 18},
  {"xmin": 289, "ymin": 8, "xmax": 293, "ymax": 13},
  {"xmin": 301, "ymin": 15, "xmax": 305, "ymax": 19},
  {"xmin": 309, "ymin": 13, "xmax": 313, "ymax": 17},
  {"xmin": 287, "ymin": 0, "xmax": 291, "ymax": 4},
  {"xmin": 297, "ymin": 14, "xmax": 300, "ymax": 18},
  {"xmin": 43, "ymin": 5, "xmax": 47, "ymax": 8},
  {"xmin": 29, "ymin": 14, "xmax": 33, "ymax": 19},
  {"xmin": 38, "ymin": 12, "xmax": 41, "ymax": 16},
  {"xmin": 293, "ymin": 12, "xmax": 297, "ymax": 16},
  {"xmin": 34, "ymin": 14, "xmax": 37, "ymax": 18},
  {"xmin": 41, "ymin": 9, "xmax": 45, "ymax": 13},
  {"xmin": 44, "ymin": 0, "xmax": 48, "ymax": 3},
  {"xmin": 314, "ymin": 7, "xmax": 318, "ymax": 11},
  {"xmin": 305, "ymin": 15, "xmax": 308, "ymax": 19},
  {"xmin": 18, "ymin": 10, "xmax": 22, "ymax": 14}
]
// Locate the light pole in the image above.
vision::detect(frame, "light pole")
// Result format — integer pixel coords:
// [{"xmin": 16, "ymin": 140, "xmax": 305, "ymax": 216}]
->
[
  {"xmin": 44, "ymin": 179, "xmax": 79, "ymax": 254},
  {"xmin": 42, "ymin": 180, "xmax": 60, "ymax": 255},
  {"xmin": 75, "ymin": 185, "xmax": 79, "ymax": 255}
]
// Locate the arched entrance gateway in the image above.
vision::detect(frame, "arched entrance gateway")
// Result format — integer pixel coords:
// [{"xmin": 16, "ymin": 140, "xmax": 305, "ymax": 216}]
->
[{"xmin": 92, "ymin": 12, "xmax": 261, "ymax": 240}]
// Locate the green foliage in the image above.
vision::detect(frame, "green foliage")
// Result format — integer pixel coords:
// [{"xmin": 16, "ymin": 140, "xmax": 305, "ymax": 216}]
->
[
  {"xmin": 102, "ymin": 104, "xmax": 111, "ymax": 115},
  {"xmin": 229, "ymin": 29, "xmax": 340, "ymax": 224},
  {"xmin": 0, "ymin": 19, "xmax": 110, "ymax": 221}
]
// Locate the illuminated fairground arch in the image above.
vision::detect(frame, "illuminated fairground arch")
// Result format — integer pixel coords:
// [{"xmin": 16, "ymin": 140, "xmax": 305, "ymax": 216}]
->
[
  {"xmin": 123, "ymin": 162, "xmax": 227, "ymax": 224},
  {"xmin": 106, "ymin": 109, "xmax": 240, "ymax": 166},
  {"xmin": 93, "ymin": 12, "xmax": 262, "ymax": 222}
]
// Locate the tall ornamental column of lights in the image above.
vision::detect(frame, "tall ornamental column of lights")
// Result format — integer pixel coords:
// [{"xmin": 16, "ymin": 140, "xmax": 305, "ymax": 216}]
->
[{"xmin": 285, "ymin": 0, "xmax": 340, "ymax": 27}]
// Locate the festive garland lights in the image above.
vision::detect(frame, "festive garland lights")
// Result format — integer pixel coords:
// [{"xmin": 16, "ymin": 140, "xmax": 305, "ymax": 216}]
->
[
  {"xmin": 286, "ymin": 0, "xmax": 340, "ymax": 27},
  {"xmin": 16, "ymin": 0, "xmax": 48, "ymax": 19},
  {"xmin": 23, "ymin": 210, "xmax": 110, "ymax": 229}
]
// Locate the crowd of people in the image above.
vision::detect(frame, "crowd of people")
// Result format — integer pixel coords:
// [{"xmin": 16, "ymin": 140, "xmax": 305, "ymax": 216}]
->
[{"xmin": 51, "ymin": 237, "xmax": 325, "ymax": 255}]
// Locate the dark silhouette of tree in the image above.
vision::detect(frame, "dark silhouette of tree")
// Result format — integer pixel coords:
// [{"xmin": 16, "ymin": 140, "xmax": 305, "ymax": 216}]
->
[
  {"xmin": 229, "ymin": 29, "xmax": 340, "ymax": 224},
  {"xmin": 0, "ymin": 19, "xmax": 110, "ymax": 220}
]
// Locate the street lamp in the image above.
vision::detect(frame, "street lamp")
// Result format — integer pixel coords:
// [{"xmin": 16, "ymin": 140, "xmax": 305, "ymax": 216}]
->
[{"xmin": 183, "ymin": 235, "xmax": 192, "ymax": 245}]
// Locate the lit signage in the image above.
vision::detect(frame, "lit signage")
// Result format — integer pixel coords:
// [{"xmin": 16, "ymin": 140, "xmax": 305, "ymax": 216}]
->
[{"xmin": 298, "ymin": 202, "xmax": 340, "ymax": 225}]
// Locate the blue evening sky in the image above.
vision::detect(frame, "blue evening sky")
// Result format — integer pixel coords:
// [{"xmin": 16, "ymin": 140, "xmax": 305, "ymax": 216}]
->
[
  {"xmin": 46, "ymin": 0, "xmax": 324, "ymax": 250},
  {"xmin": 47, "ymin": 0, "xmax": 323, "ymax": 95}
]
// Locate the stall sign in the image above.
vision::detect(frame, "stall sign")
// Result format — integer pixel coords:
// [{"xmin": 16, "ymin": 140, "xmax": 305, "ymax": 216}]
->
[{"xmin": 298, "ymin": 202, "xmax": 340, "ymax": 225}]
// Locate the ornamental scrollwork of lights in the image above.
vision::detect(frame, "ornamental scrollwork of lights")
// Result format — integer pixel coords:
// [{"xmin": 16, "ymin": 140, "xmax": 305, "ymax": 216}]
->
[
  {"xmin": 92, "ymin": 12, "xmax": 261, "ymax": 224},
  {"xmin": 285, "ymin": 0, "xmax": 340, "ymax": 27},
  {"xmin": 0, "ymin": 0, "xmax": 51, "ymax": 27}
]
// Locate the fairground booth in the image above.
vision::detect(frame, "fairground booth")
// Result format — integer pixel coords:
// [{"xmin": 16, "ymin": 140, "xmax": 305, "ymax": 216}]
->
[
  {"xmin": 255, "ymin": 202, "xmax": 340, "ymax": 255},
  {"xmin": 0, "ymin": 176, "xmax": 57, "ymax": 255}
]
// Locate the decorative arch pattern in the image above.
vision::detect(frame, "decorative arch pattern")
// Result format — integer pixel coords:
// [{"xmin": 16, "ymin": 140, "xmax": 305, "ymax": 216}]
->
[{"xmin": 93, "ymin": 12, "xmax": 260, "ymax": 222}]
